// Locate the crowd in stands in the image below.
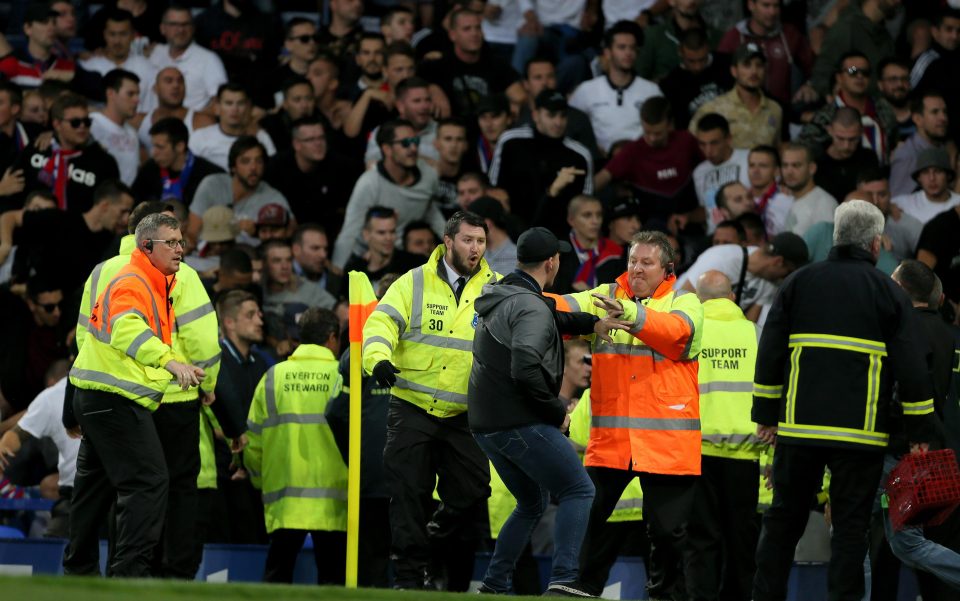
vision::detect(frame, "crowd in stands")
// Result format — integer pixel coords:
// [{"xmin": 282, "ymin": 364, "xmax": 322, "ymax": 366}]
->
[{"xmin": 0, "ymin": 0, "xmax": 959, "ymax": 593}]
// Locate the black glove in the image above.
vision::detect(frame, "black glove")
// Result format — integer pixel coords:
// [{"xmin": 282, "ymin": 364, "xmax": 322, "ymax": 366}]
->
[{"xmin": 372, "ymin": 360, "xmax": 400, "ymax": 387}]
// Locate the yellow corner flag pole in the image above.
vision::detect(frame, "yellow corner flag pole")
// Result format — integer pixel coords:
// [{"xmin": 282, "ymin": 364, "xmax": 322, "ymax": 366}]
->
[{"xmin": 346, "ymin": 272, "xmax": 377, "ymax": 588}]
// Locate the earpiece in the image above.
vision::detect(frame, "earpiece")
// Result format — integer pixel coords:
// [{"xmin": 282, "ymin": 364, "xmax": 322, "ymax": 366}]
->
[
  {"xmin": 145, "ymin": 240, "xmax": 154, "ymax": 252},
  {"xmin": 666, "ymin": 262, "xmax": 675, "ymax": 275}
]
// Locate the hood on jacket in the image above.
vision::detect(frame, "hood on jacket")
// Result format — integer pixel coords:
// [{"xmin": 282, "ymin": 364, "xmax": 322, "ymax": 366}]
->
[{"xmin": 474, "ymin": 272, "xmax": 541, "ymax": 317}]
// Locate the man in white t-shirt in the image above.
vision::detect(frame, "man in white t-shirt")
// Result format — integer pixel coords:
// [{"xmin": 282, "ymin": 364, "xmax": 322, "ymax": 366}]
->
[
  {"xmin": 189, "ymin": 83, "xmax": 276, "ymax": 171},
  {"xmin": 147, "ymin": 5, "xmax": 227, "ymax": 112},
  {"xmin": 568, "ymin": 22, "xmax": 661, "ymax": 155},
  {"xmin": 79, "ymin": 8, "xmax": 155, "ymax": 112},
  {"xmin": 0, "ymin": 375, "xmax": 78, "ymax": 537},
  {"xmin": 90, "ymin": 69, "xmax": 141, "ymax": 185},
  {"xmin": 693, "ymin": 113, "xmax": 751, "ymax": 232},
  {"xmin": 676, "ymin": 232, "xmax": 809, "ymax": 321},
  {"xmin": 780, "ymin": 143, "xmax": 838, "ymax": 237},
  {"xmin": 891, "ymin": 147, "xmax": 960, "ymax": 225}
]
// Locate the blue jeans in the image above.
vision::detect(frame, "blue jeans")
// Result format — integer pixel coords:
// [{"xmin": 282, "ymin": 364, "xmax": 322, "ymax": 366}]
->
[
  {"xmin": 881, "ymin": 455, "xmax": 960, "ymax": 590},
  {"xmin": 473, "ymin": 424, "xmax": 595, "ymax": 592}
]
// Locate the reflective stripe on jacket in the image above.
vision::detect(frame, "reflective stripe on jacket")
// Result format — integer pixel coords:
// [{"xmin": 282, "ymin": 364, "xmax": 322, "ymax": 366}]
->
[
  {"xmin": 557, "ymin": 273, "xmax": 704, "ymax": 475},
  {"xmin": 698, "ymin": 298, "xmax": 763, "ymax": 460},
  {"xmin": 70, "ymin": 248, "xmax": 180, "ymax": 410},
  {"xmin": 244, "ymin": 344, "xmax": 347, "ymax": 533},
  {"xmin": 361, "ymin": 244, "xmax": 499, "ymax": 418}
]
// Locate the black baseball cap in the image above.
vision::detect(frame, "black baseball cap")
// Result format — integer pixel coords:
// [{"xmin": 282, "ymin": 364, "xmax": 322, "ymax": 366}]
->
[
  {"xmin": 535, "ymin": 89, "xmax": 568, "ymax": 112},
  {"xmin": 516, "ymin": 227, "xmax": 572, "ymax": 262},
  {"xmin": 476, "ymin": 94, "xmax": 509, "ymax": 116},
  {"xmin": 25, "ymin": 4, "xmax": 58, "ymax": 24},
  {"xmin": 733, "ymin": 42, "xmax": 766, "ymax": 65},
  {"xmin": 608, "ymin": 197, "xmax": 641, "ymax": 221},
  {"xmin": 767, "ymin": 232, "xmax": 808, "ymax": 268}
]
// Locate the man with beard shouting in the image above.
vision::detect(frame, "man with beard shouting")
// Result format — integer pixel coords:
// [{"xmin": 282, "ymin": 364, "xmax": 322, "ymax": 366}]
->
[{"xmin": 362, "ymin": 210, "xmax": 497, "ymax": 590}]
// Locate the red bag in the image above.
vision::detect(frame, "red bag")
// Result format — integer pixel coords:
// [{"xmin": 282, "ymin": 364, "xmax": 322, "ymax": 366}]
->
[{"xmin": 886, "ymin": 449, "xmax": 960, "ymax": 531}]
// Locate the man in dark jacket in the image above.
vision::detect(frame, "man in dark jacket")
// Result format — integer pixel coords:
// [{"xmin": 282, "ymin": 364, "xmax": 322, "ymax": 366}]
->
[{"xmin": 468, "ymin": 226, "xmax": 627, "ymax": 596}]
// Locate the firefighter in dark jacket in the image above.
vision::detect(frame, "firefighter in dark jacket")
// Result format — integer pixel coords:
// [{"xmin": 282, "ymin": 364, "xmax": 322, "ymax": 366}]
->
[{"xmin": 751, "ymin": 200, "xmax": 939, "ymax": 601}]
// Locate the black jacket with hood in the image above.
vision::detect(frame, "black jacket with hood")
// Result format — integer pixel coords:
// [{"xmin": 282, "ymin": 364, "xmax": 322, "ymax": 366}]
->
[{"xmin": 468, "ymin": 271, "xmax": 597, "ymax": 432}]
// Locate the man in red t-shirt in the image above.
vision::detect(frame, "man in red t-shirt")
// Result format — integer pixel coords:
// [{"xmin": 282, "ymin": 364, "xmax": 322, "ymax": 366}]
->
[{"xmin": 595, "ymin": 96, "xmax": 703, "ymax": 233}]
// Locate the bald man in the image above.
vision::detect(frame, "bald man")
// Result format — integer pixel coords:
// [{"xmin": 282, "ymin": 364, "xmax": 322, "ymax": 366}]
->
[
  {"xmin": 685, "ymin": 270, "xmax": 763, "ymax": 601},
  {"xmin": 135, "ymin": 66, "xmax": 215, "ymax": 152}
]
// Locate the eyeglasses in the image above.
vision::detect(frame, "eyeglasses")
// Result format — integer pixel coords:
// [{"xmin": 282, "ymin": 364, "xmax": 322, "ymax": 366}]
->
[
  {"xmin": 150, "ymin": 239, "xmax": 186, "ymax": 249},
  {"xmin": 66, "ymin": 117, "xmax": 92, "ymax": 129},
  {"xmin": 845, "ymin": 66, "xmax": 870, "ymax": 78},
  {"xmin": 163, "ymin": 20, "xmax": 192, "ymax": 29},
  {"xmin": 391, "ymin": 136, "xmax": 420, "ymax": 148},
  {"xmin": 287, "ymin": 34, "xmax": 317, "ymax": 44},
  {"xmin": 38, "ymin": 302, "xmax": 60, "ymax": 313}
]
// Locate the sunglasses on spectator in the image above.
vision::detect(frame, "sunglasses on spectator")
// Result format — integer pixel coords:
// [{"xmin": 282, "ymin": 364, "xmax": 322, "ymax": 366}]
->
[
  {"xmin": 392, "ymin": 136, "xmax": 420, "ymax": 148},
  {"xmin": 65, "ymin": 117, "xmax": 92, "ymax": 129},
  {"xmin": 288, "ymin": 34, "xmax": 317, "ymax": 44},
  {"xmin": 149, "ymin": 239, "xmax": 186, "ymax": 249},
  {"xmin": 845, "ymin": 66, "xmax": 870, "ymax": 78},
  {"xmin": 37, "ymin": 302, "xmax": 60, "ymax": 313}
]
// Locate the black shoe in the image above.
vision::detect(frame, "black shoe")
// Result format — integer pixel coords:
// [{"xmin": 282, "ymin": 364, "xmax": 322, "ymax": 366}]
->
[{"xmin": 542, "ymin": 582, "xmax": 596, "ymax": 597}]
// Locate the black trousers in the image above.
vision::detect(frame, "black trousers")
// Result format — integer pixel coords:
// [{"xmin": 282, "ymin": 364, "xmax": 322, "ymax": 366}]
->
[
  {"xmin": 753, "ymin": 443, "xmax": 882, "ymax": 601},
  {"xmin": 63, "ymin": 389, "xmax": 168, "ymax": 577},
  {"xmin": 263, "ymin": 529, "xmax": 346, "ymax": 584},
  {"xmin": 45, "ymin": 486, "xmax": 73, "ymax": 539},
  {"xmin": 684, "ymin": 455, "xmax": 760, "ymax": 601},
  {"xmin": 358, "ymin": 497, "xmax": 391, "ymax": 588},
  {"xmin": 577, "ymin": 520, "xmax": 649, "ymax": 594},
  {"xmin": 382, "ymin": 397, "xmax": 490, "ymax": 589},
  {"xmin": 151, "ymin": 400, "xmax": 200, "ymax": 579},
  {"xmin": 580, "ymin": 466, "xmax": 697, "ymax": 599}
]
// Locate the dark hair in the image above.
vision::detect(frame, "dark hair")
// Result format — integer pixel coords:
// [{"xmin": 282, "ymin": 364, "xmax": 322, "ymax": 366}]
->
[
  {"xmin": 909, "ymin": 89, "xmax": 946, "ymax": 116},
  {"xmin": 836, "ymin": 50, "xmax": 869, "ymax": 73},
  {"xmin": 285, "ymin": 16, "xmax": 315, "ymax": 37},
  {"xmin": 217, "ymin": 289, "xmax": 257, "ymax": 322},
  {"xmin": 878, "ymin": 56, "xmax": 910, "ymax": 78},
  {"xmin": 376, "ymin": 118, "xmax": 416, "ymax": 149},
  {"xmin": 603, "ymin": 20, "xmax": 642, "ymax": 49},
  {"xmin": 220, "ymin": 247, "xmax": 254, "ymax": 275},
  {"xmin": 524, "ymin": 55, "xmax": 555, "ymax": 79},
  {"xmin": 104, "ymin": 68, "xmax": 139, "ymax": 94},
  {"xmin": 0, "ymin": 81, "xmax": 22, "ymax": 106},
  {"xmin": 92, "ymin": 179, "xmax": 133, "ymax": 206},
  {"xmin": 444, "ymin": 210, "xmax": 488, "ymax": 239},
  {"xmin": 678, "ymin": 27, "xmax": 709, "ymax": 51},
  {"xmin": 436, "ymin": 116, "xmax": 467, "ymax": 134},
  {"xmin": 24, "ymin": 190, "xmax": 56, "ymax": 208},
  {"xmin": 259, "ymin": 238, "xmax": 292, "ymax": 260},
  {"xmin": 831, "ymin": 106, "xmax": 862, "ymax": 127},
  {"xmin": 394, "ymin": 76, "xmax": 430, "ymax": 100},
  {"xmin": 458, "ymin": 171, "xmax": 489, "ymax": 187},
  {"xmin": 163, "ymin": 4, "xmax": 193, "ymax": 22},
  {"xmin": 102, "ymin": 7, "xmax": 134, "ymax": 26},
  {"xmin": 385, "ymin": 41, "xmax": 416, "ymax": 62},
  {"xmin": 364, "ymin": 205, "xmax": 397, "ymax": 227},
  {"xmin": 291, "ymin": 116, "xmax": 325, "ymax": 138},
  {"xmin": 736, "ymin": 212, "xmax": 767, "ymax": 242},
  {"xmin": 780, "ymin": 141, "xmax": 814, "ymax": 163},
  {"xmin": 217, "ymin": 82, "xmax": 249, "ymax": 100},
  {"xmin": 403, "ymin": 220, "xmax": 437, "ymax": 245},
  {"xmin": 309, "ymin": 52, "xmax": 340, "ymax": 79},
  {"xmin": 382, "ymin": 5, "xmax": 414, "ymax": 25},
  {"xmin": 749, "ymin": 144, "xmax": 780, "ymax": 167},
  {"xmin": 292, "ymin": 222, "xmax": 327, "ymax": 246},
  {"xmin": 50, "ymin": 92, "xmax": 87, "ymax": 121},
  {"xmin": 714, "ymin": 219, "xmax": 746, "ymax": 242},
  {"xmin": 449, "ymin": 7, "xmax": 481, "ymax": 30},
  {"xmin": 855, "ymin": 165, "xmax": 889, "ymax": 185},
  {"xmin": 359, "ymin": 31, "xmax": 386, "ymax": 46},
  {"xmin": 281, "ymin": 75, "xmax": 313, "ymax": 97},
  {"xmin": 640, "ymin": 96, "xmax": 672, "ymax": 125},
  {"xmin": 27, "ymin": 275, "xmax": 60, "ymax": 301},
  {"xmin": 149, "ymin": 116, "xmax": 189, "ymax": 148},
  {"xmin": 933, "ymin": 7, "xmax": 960, "ymax": 28},
  {"xmin": 894, "ymin": 260, "xmax": 938, "ymax": 305},
  {"xmin": 128, "ymin": 200, "xmax": 174, "ymax": 234},
  {"xmin": 697, "ymin": 112, "xmax": 730, "ymax": 136},
  {"xmin": 228, "ymin": 136, "xmax": 266, "ymax": 170},
  {"xmin": 299, "ymin": 307, "xmax": 340, "ymax": 346},
  {"xmin": 38, "ymin": 79, "xmax": 70, "ymax": 103},
  {"xmin": 715, "ymin": 181, "xmax": 743, "ymax": 210}
]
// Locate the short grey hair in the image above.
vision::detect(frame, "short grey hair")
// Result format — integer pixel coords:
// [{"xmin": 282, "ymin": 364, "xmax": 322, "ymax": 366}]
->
[
  {"xmin": 135, "ymin": 213, "xmax": 181, "ymax": 246},
  {"xmin": 833, "ymin": 199, "xmax": 884, "ymax": 251},
  {"xmin": 629, "ymin": 231, "xmax": 677, "ymax": 268}
]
